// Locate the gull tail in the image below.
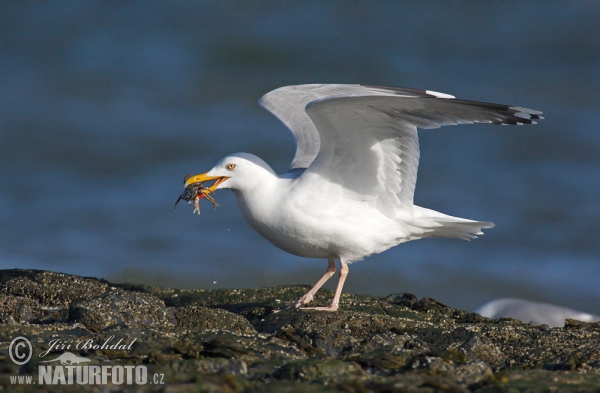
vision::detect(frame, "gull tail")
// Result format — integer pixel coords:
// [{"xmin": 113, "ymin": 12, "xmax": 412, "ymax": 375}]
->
[{"xmin": 410, "ymin": 206, "xmax": 494, "ymax": 240}]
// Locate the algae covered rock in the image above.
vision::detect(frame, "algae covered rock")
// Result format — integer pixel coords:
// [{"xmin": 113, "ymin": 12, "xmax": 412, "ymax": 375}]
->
[
  {"xmin": 0, "ymin": 268, "xmax": 599, "ymax": 392},
  {"xmin": 1, "ymin": 269, "xmax": 108, "ymax": 307},
  {"xmin": 69, "ymin": 290, "xmax": 176, "ymax": 331},
  {"xmin": 174, "ymin": 305, "xmax": 256, "ymax": 335}
]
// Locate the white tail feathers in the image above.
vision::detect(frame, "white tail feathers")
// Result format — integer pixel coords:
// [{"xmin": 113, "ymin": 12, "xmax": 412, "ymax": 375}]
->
[
  {"xmin": 421, "ymin": 218, "xmax": 495, "ymax": 240},
  {"xmin": 409, "ymin": 206, "xmax": 494, "ymax": 240}
]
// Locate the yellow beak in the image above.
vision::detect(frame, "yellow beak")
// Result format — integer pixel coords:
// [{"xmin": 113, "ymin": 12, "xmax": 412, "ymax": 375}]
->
[{"xmin": 184, "ymin": 173, "xmax": 229, "ymax": 191}]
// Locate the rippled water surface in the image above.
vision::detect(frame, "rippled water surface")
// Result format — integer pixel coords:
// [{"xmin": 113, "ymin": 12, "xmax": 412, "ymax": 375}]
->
[{"xmin": 1, "ymin": 2, "xmax": 598, "ymax": 314}]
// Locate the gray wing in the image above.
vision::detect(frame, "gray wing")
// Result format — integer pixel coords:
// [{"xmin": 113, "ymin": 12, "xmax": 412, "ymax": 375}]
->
[
  {"xmin": 259, "ymin": 84, "xmax": 452, "ymax": 171},
  {"xmin": 260, "ymin": 84, "xmax": 542, "ymax": 215},
  {"xmin": 302, "ymin": 91, "xmax": 542, "ymax": 216},
  {"xmin": 259, "ymin": 84, "xmax": 542, "ymax": 173}
]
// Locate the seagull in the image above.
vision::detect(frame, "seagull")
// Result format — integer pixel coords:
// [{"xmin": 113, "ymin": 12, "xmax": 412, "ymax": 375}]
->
[
  {"xmin": 476, "ymin": 298, "xmax": 600, "ymax": 328},
  {"xmin": 180, "ymin": 84, "xmax": 542, "ymax": 311}
]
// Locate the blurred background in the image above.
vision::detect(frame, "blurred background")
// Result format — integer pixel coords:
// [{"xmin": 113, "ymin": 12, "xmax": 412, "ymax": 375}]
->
[{"xmin": 1, "ymin": 1, "xmax": 598, "ymax": 315}]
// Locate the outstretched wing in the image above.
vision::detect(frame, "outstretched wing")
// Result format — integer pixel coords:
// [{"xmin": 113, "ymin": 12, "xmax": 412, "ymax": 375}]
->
[
  {"xmin": 304, "ymin": 87, "xmax": 542, "ymax": 217},
  {"xmin": 259, "ymin": 84, "xmax": 422, "ymax": 171},
  {"xmin": 260, "ymin": 84, "xmax": 542, "ymax": 217}
]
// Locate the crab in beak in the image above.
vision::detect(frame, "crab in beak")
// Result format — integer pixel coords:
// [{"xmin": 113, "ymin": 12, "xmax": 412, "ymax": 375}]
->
[{"xmin": 174, "ymin": 173, "xmax": 229, "ymax": 214}]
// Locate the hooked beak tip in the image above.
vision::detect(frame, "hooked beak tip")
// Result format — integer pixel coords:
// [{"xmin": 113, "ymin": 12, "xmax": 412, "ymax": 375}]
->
[{"xmin": 183, "ymin": 173, "xmax": 229, "ymax": 190}]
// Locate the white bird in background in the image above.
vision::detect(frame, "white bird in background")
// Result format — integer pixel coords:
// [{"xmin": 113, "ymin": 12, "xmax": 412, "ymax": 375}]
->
[
  {"xmin": 178, "ymin": 84, "xmax": 542, "ymax": 311},
  {"xmin": 477, "ymin": 298, "xmax": 600, "ymax": 328}
]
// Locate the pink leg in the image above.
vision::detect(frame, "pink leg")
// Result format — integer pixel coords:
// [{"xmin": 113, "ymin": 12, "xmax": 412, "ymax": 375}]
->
[
  {"xmin": 300, "ymin": 260, "xmax": 349, "ymax": 312},
  {"xmin": 294, "ymin": 258, "xmax": 336, "ymax": 308}
]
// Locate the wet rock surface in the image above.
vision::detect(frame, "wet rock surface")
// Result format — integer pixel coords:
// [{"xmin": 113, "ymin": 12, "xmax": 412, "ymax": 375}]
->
[{"xmin": 1, "ymin": 269, "xmax": 599, "ymax": 392}]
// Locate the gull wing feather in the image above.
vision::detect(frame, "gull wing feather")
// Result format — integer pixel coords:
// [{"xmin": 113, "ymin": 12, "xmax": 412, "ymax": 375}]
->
[
  {"xmin": 301, "ymin": 91, "xmax": 542, "ymax": 217},
  {"xmin": 259, "ymin": 84, "xmax": 542, "ymax": 217},
  {"xmin": 259, "ymin": 84, "xmax": 443, "ymax": 171}
]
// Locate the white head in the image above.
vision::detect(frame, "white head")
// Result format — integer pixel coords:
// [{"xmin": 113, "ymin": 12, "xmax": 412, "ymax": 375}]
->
[
  {"xmin": 207, "ymin": 153, "xmax": 275, "ymax": 190},
  {"xmin": 184, "ymin": 152, "xmax": 275, "ymax": 193}
]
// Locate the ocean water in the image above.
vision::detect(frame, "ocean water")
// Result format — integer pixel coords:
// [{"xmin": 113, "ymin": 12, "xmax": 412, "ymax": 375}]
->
[{"xmin": 1, "ymin": 1, "xmax": 598, "ymax": 315}]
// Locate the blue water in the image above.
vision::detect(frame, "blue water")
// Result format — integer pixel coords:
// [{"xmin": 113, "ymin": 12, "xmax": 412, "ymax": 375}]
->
[{"xmin": 1, "ymin": 2, "xmax": 598, "ymax": 314}]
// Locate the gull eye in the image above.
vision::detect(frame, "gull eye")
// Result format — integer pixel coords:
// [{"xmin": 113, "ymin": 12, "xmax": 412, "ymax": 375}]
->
[{"xmin": 226, "ymin": 163, "xmax": 237, "ymax": 171}]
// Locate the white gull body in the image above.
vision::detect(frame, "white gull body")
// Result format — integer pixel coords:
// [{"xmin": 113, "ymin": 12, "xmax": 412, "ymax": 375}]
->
[{"xmin": 190, "ymin": 84, "xmax": 542, "ymax": 311}]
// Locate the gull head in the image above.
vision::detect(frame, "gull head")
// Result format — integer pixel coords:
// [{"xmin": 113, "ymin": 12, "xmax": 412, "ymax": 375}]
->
[{"xmin": 184, "ymin": 152, "xmax": 275, "ymax": 193}]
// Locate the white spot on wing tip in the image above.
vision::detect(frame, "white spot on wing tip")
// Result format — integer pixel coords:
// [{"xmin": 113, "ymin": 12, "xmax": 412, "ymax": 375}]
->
[
  {"xmin": 514, "ymin": 112, "xmax": 531, "ymax": 119},
  {"xmin": 425, "ymin": 90, "xmax": 455, "ymax": 99}
]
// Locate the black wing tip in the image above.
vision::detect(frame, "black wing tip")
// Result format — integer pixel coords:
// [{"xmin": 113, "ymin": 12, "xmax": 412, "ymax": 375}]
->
[
  {"xmin": 450, "ymin": 100, "xmax": 544, "ymax": 126},
  {"xmin": 502, "ymin": 106, "xmax": 544, "ymax": 125},
  {"xmin": 330, "ymin": 84, "xmax": 544, "ymax": 126}
]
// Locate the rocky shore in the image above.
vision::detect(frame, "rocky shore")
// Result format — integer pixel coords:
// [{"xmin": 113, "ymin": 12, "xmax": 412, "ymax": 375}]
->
[{"xmin": 1, "ymin": 269, "xmax": 599, "ymax": 392}]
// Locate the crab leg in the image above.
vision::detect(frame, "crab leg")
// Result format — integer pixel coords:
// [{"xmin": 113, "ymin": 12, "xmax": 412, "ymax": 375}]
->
[{"xmin": 202, "ymin": 190, "xmax": 219, "ymax": 210}]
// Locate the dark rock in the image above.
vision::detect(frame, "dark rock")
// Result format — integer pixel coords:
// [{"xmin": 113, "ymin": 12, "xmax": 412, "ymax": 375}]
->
[
  {"xmin": 173, "ymin": 305, "xmax": 256, "ymax": 335},
  {"xmin": 564, "ymin": 318, "xmax": 600, "ymax": 332},
  {"xmin": 0, "ymin": 294, "xmax": 43, "ymax": 324},
  {"xmin": 1, "ymin": 268, "xmax": 599, "ymax": 392},
  {"xmin": 0, "ymin": 269, "xmax": 108, "ymax": 307},
  {"xmin": 69, "ymin": 289, "xmax": 176, "ymax": 331},
  {"xmin": 460, "ymin": 333, "xmax": 505, "ymax": 366},
  {"xmin": 274, "ymin": 358, "xmax": 364, "ymax": 381}
]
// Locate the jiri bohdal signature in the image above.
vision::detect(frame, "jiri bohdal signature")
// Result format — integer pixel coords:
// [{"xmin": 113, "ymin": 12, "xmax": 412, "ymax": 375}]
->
[{"xmin": 40, "ymin": 336, "xmax": 136, "ymax": 357}]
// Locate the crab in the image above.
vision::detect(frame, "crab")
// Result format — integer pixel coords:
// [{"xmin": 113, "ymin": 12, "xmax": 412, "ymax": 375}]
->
[{"xmin": 174, "ymin": 174, "xmax": 219, "ymax": 215}]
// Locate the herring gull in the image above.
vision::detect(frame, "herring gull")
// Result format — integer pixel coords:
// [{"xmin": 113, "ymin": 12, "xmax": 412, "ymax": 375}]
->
[{"xmin": 178, "ymin": 84, "xmax": 543, "ymax": 311}]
